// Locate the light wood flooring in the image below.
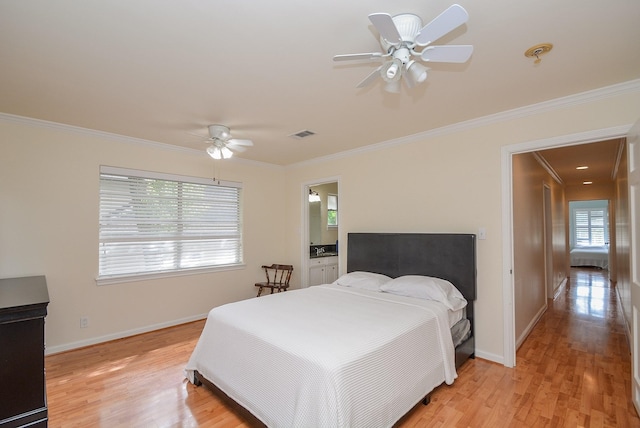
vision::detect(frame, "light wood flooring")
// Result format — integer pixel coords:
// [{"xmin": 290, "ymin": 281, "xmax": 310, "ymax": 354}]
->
[{"xmin": 45, "ymin": 268, "xmax": 640, "ymax": 427}]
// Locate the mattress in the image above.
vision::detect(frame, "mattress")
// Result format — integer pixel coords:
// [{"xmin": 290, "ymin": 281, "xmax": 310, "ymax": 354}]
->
[
  {"xmin": 185, "ymin": 284, "xmax": 458, "ymax": 428},
  {"xmin": 570, "ymin": 246, "xmax": 609, "ymax": 269}
]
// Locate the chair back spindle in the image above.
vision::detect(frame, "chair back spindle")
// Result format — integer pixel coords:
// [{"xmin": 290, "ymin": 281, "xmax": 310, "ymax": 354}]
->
[{"xmin": 255, "ymin": 264, "xmax": 293, "ymax": 297}]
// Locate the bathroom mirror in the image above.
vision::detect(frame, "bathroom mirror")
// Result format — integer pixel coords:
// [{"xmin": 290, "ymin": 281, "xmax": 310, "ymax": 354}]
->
[{"xmin": 308, "ymin": 182, "xmax": 338, "ymax": 246}]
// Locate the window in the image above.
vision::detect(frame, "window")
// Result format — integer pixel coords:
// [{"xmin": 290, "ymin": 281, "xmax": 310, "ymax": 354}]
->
[
  {"xmin": 574, "ymin": 207, "xmax": 606, "ymax": 247},
  {"xmin": 98, "ymin": 166, "xmax": 243, "ymax": 284},
  {"xmin": 327, "ymin": 194, "xmax": 338, "ymax": 227}
]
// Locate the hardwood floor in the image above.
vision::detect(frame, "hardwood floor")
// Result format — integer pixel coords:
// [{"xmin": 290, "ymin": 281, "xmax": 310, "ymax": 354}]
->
[{"xmin": 46, "ymin": 268, "xmax": 640, "ymax": 427}]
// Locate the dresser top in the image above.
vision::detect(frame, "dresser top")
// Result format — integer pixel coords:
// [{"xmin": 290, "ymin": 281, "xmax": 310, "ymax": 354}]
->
[{"xmin": 0, "ymin": 276, "xmax": 49, "ymax": 310}]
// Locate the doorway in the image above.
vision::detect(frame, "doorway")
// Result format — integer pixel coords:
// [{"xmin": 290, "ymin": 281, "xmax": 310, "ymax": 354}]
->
[
  {"xmin": 302, "ymin": 178, "xmax": 340, "ymax": 288},
  {"xmin": 501, "ymin": 125, "xmax": 631, "ymax": 367}
]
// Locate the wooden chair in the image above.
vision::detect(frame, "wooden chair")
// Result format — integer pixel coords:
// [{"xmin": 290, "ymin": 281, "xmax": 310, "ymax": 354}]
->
[{"xmin": 255, "ymin": 264, "xmax": 293, "ymax": 297}]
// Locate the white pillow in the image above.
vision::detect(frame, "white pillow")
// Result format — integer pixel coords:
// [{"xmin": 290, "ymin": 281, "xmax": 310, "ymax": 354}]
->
[
  {"xmin": 380, "ymin": 275, "xmax": 467, "ymax": 311},
  {"xmin": 333, "ymin": 271, "xmax": 391, "ymax": 291}
]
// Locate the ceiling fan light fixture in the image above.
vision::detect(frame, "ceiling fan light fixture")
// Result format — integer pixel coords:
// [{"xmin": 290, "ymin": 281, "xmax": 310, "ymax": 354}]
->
[
  {"xmin": 384, "ymin": 79, "xmax": 402, "ymax": 93},
  {"xmin": 220, "ymin": 146, "xmax": 233, "ymax": 159},
  {"xmin": 406, "ymin": 60, "xmax": 428, "ymax": 84},
  {"xmin": 386, "ymin": 62, "xmax": 399, "ymax": 79},
  {"xmin": 393, "ymin": 13, "xmax": 422, "ymax": 43},
  {"xmin": 202, "ymin": 124, "xmax": 253, "ymax": 159},
  {"xmin": 207, "ymin": 145, "xmax": 222, "ymax": 160},
  {"xmin": 208, "ymin": 124, "xmax": 231, "ymax": 140},
  {"xmin": 381, "ymin": 59, "xmax": 403, "ymax": 83},
  {"xmin": 334, "ymin": 4, "xmax": 473, "ymax": 93}
]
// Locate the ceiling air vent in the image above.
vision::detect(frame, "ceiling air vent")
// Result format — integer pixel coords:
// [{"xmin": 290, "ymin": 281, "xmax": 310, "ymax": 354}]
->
[{"xmin": 289, "ymin": 130, "xmax": 316, "ymax": 139}]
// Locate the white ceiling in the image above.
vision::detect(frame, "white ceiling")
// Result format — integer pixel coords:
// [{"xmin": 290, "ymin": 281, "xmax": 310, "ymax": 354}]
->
[{"xmin": 1, "ymin": 1, "xmax": 639, "ymax": 167}]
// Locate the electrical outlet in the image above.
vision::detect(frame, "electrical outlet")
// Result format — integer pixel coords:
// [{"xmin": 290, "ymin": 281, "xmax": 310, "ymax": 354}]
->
[{"xmin": 80, "ymin": 316, "xmax": 89, "ymax": 328}]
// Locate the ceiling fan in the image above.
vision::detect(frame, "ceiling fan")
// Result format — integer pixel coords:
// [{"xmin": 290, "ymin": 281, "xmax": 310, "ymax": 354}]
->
[
  {"xmin": 201, "ymin": 125, "xmax": 253, "ymax": 160},
  {"xmin": 333, "ymin": 4, "xmax": 473, "ymax": 93}
]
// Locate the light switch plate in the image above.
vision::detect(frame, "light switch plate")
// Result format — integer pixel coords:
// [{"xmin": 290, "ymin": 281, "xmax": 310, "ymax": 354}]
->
[{"xmin": 478, "ymin": 227, "xmax": 487, "ymax": 240}]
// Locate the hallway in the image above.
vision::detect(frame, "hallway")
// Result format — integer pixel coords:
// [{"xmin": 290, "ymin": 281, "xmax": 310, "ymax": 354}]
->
[{"xmin": 400, "ymin": 267, "xmax": 640, "ymax": 426}]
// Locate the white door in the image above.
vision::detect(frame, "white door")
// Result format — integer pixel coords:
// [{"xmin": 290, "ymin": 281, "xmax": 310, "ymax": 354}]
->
[{"xmin": 629, "ymin": 119, "xmax": 640, "ymax": 414}]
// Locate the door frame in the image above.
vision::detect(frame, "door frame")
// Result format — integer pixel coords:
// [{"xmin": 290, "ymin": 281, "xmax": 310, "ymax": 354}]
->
[
  {"xmin": 543, "ymin": 183, "xmax": 553, "ymax": 301},
  {"xmin": 501, "ymin": 124, "xmax": 632, "ymax": 368},
  {"xmin": 301, "ymin": 177, "xmax": 340, "ymax": 288},
  {"xmin": 627, "ymin": 119, "xmax": 640, "ymax": 414}
]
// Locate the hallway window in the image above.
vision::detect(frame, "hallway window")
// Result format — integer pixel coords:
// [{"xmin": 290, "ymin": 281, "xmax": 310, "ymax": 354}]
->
[{"xmin": 571, "ymin": 200, "xmax": 608, "ymax": 247}]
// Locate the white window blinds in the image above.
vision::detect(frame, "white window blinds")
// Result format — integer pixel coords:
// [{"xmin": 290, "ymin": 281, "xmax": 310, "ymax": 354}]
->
[
  {"xmin": 98, "ymin": 166, "xmax": 243, "ymax": 283},
  {"xmin": 574, "ymin": 208, "xmax": 606, "ymax": 247}
]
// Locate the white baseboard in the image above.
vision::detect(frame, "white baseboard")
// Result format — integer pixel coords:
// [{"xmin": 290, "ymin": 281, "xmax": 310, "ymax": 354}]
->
[
  {"xmin": 474, "ymin": 349, "xmax": 504, "ymax": 365},
  {"xmin": 45, "ymin": 313, "xmax": 208, "ymax": 356},
  {"xmin": 515, "ymin": 303, "xmax": 548, "ymax": 350}
]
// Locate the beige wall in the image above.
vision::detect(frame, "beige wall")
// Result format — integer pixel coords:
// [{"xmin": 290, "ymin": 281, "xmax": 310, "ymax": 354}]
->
[
  {"xmin": 511, "ymin": 153, "xmax": 566, "ymax": 347},
  {"xmin": 0, "ymin": 119, "xmax": 289, "ymax": 353},
  {"xmin": 1, "ymin": 83, "xmax": 639, "ymax": 361}
]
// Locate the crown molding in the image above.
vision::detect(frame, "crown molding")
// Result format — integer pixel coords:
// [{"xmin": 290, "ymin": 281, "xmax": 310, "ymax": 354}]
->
[
  {"xmin": 0, "ymin": 112, "xmax": 202, "ymax": 155},
  {"xmin": 532, "ymin": 152, "xmax": 563, "ymax": 185},
  {"xmin": 289, "ymin": 78, "xmax": 640, "ymax": 169}
]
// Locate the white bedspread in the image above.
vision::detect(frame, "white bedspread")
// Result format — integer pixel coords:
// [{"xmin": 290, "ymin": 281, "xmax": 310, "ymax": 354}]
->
[
  {"xmin": 185, "ymin": 284, "xmax": 457, "ymax": 428},
  {"xmin": 570, "ymin": 246, "xmax": 609, "ymax": 269}
]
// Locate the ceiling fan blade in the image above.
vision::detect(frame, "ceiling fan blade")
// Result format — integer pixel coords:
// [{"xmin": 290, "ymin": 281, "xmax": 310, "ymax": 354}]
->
[
  {"xmin": 368, "ymin": 13, "xmax": 402, "ymax": 46},
  {"xmin": 226, "ymin": 143, "xmax": 248, "ymax": 152},
  {"xmin": 356, "ymin": 66, "xmax": 382, "ymax": 88},
  {"xmin": 420, "ymin": 45, "xmax": 473, "ymax": 63},
  {"xmin": 227, "ymin": 139, "xmax": 253, "ymax": 147},
  {"xmin": 333, "ymin": 52, "xmax": 384, "ymax": 62},
  {"xmin": 415, "ymin": 4, "xmax": 469, "ymax": 47},
  {"xmin": 187, "ymin": 131, "xmax": 209, "ymax": 140}
]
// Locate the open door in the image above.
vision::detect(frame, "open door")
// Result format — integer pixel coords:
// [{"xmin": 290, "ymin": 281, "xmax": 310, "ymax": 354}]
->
[{"xmin": 629, "ymin": 118, "xmax": 640, "ymax": 414}]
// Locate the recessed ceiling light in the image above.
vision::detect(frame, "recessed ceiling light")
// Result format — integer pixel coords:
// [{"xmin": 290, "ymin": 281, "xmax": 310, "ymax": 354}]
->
[
  {"xmin": 583, "ymin": 181, "xmax": 593, "ymax": 185},
  {"xmin": 576, "ymin": 166, "xmax": 589, "ymax": 170}
]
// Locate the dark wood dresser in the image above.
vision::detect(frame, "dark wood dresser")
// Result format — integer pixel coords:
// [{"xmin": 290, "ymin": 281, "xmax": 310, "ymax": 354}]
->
[{"xmin": 0, "ymin": 276, "xmax": 49, "ymax": 428}]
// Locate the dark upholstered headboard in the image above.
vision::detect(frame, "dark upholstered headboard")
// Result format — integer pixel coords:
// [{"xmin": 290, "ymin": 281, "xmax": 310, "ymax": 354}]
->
[{"xmin": 346, "ymin": 233, "xmax": 477, "ymax": 302}]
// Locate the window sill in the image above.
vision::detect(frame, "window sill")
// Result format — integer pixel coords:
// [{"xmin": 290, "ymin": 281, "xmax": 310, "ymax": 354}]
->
[{"xmin": 96, "ymin": 263, "xmax": 246, "ymax": 286}]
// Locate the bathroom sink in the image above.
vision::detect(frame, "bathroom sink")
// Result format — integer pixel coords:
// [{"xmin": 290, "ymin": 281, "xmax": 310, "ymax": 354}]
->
[{"xmin": 310, "ymin": 251, "xmax": 338, "ymax": 258}]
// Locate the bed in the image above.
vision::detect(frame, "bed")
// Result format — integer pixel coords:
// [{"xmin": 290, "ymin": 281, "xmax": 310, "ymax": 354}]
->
[
  {"xmin": 570, "ymin": 245, "xmax": 609, "ymax": 269},
  {"xmin": 185, "ymin": 232, "xmax": 476, "ymax": 427}
]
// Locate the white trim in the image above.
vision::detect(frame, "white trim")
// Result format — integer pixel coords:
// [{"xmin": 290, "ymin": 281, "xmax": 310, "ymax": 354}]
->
[
  {"xmin": 501, "ymin": 144, "xmax": 516, "ymax": 368},
  {"xmin": 96, "ymin": 263, "xmax": 245, "ymax": 286},
  {"xmin": 45, "ymin": 313, "xmax": 208, "ymax": 355},
  {"xmin": 100, "ymin": 165, "xmax": 242, "ymax": 188},
  {"xmin": 533, "ymin": 152, "xmax": 564, "ymax": 185},
  {"xmin": 501, "ymin": 124, "xmax": 633, "ymax": 368},
  {"xmin": 475, "ymin": 349, "xmax": 504, "ymax": 366},
  {"xmin": 516, "ymin": 303, "xmax": 548, "ymax": 349}
]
